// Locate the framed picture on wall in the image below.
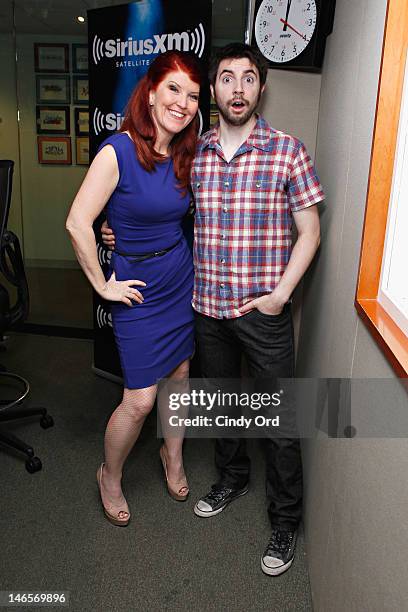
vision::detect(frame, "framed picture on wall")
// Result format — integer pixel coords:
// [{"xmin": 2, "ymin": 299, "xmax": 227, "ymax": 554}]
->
[
  {"xmin": 36, "ymin": 105, "xmax": 70, "ymax": 134},
  {"xmin": 74, "ymin": 108, "xmax": 89, "ymax": 136},
  {"xmin": 73, "ymin": 76, "xmax": 89, "ymax": 105},
  {"xmin": 76, "ymin": 137, "xmax": 89, "ymax": 165},
  {"xmin": 38, "ymin": 136, "xmax": 72, "ymax": 164},
  {"xmin": 72, "ymin": 44, "xmax": 88, "ymax": 73},
  {"xmin": 34, "ymin": 43, "xmax": 69, "ymax": 73},
  {"xmin": 36, "ymin": 75, "xmax": 70, "ymax": 104}
]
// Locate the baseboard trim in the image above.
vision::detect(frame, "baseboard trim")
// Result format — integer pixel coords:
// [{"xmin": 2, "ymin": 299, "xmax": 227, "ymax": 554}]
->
[
  {"xmin": 25, "ymin": 259, "xmax": 81, "ymax": 270},
  {"xmin": 16, "ymin": 323, "xmax": 93, "ymax": 339}
]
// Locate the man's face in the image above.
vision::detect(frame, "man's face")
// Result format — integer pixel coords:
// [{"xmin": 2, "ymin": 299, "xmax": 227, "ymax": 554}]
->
[{"xmin": 211, "ymin": 57, "xmax": 265, "ymax": 127}]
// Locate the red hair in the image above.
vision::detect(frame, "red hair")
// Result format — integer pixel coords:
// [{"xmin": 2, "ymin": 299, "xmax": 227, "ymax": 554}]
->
[{"xmin": 120, "ymin": 51, "xmax": 202, "ymax": 192}]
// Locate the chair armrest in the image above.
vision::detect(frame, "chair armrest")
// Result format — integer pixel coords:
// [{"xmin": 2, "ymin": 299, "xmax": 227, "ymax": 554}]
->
[{"xmin": 0, "ymin": 230, "xmax": 29, "ymax": 325}]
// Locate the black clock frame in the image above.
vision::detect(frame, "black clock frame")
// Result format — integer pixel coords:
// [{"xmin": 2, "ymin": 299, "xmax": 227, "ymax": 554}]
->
[{"xmin": 251, "ymin": 0, "xmax": 336, "ymax": 73}]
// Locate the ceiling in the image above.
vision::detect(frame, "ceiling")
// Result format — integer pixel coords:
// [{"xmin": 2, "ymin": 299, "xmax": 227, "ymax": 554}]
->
[{"xmin": 0, "ymin": 0, "xmax": 248, "ymax": 41}]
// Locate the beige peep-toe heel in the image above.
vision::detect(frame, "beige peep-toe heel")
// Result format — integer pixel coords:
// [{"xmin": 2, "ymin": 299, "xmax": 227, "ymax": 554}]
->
[
  {"xmin": 96, "ymin": 463, "xmax": 130, "ymax": 526},
  {"xmin": 159, "ymin": 446, "xmax": 189, "ymax": 502}
]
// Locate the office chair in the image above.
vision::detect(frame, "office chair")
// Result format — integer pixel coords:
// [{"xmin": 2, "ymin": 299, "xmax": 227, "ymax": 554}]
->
[{"xmin": 0, "ymin": 160, "xmax": 54, "ymax": 473}]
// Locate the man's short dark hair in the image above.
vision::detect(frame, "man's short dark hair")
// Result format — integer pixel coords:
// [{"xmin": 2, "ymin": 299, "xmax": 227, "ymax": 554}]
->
[{"xmin": 208, "ymin": 43, "xmax": 269, "ymax": 87}]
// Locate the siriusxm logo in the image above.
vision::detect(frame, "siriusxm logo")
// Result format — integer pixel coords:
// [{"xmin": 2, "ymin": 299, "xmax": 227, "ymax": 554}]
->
[
  {"xmin": 93, "ymin": 107, "xmax": 203, "ymax": 137},
  {"xmin": 97, "ymin": 242, "xmax": 112, "ymax": 267},
  {"xmin": 93, "ymin": 107, "xmax": 123, "ymax": 136},
  {"xmin": 96, "ymin": 304, "xmax": 112, "ymax": 329},
  {"xmin": 92, "ymin": 23, "xmax": 205, "ymax": 65}
]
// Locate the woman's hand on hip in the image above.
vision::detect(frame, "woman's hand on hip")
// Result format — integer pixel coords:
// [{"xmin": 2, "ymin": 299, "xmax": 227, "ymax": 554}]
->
[{"xmin": 100, "ymin": 271, "xmax": 146, "ymax": 306}]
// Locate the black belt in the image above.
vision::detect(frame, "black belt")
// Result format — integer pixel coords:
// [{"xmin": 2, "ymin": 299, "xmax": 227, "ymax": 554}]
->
[{"xmin": 115, "ymin": 239, "xmax": 181, "ymax": 262}]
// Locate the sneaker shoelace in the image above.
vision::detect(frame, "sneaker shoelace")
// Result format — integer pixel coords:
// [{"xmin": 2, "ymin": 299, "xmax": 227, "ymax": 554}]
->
[
  {"xmin": 205, "ymin": 486, "xmax": 232, "ymax": 504},
  {"xmin": 265, "ymin": 530, "xmax": 294, "ymax": 556}
]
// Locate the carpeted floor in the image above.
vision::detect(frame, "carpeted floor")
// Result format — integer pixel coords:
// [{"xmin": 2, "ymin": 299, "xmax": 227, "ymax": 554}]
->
[{"xmin": 0, "ymin": 333, "xmax": 313, "ymax": 612}]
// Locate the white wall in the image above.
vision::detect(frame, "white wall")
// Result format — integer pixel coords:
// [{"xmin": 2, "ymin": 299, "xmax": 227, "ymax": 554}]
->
[
  {"xmin": 259, "ymin": 69, "xmax": 321, "ymax": 158},
  {"xmin": 297, "ymin": 0, "xmax": 408, "ymax": 609}
]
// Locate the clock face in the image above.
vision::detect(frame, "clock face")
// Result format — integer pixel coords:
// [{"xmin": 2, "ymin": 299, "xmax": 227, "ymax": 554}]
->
[{"xmin": 255, "ymin": 0, "xmax": 317, "ymax": 64}]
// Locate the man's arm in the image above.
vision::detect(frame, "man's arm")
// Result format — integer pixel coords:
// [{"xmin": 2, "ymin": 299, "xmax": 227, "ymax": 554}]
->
[
  {"xmin": 101, "ymin": 219, "xmax": 116, "ymax": 249},
  {"xmin": 239, "ymin": 205, "xmax": 321, "ymax": 315}
]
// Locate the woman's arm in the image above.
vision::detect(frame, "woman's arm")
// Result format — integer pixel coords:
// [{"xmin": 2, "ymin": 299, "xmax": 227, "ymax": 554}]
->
[{"xmin": 66, "ymin": 145, "xmax": 145, "ymax": 306}]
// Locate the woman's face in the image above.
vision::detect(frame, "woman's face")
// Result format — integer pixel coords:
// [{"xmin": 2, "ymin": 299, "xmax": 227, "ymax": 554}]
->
[{"xmin": 149, "ymin": 69, "xmax": 200, "ymax": 140}]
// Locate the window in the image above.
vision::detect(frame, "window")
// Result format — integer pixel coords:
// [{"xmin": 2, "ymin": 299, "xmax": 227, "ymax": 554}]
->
[
  {"xmin": 378, "ymin": 52, "xmax": 408, "ymax": 337},
  {"xmin": 356, "ymin": 0, "xmax": 408, "ymax": 376}
]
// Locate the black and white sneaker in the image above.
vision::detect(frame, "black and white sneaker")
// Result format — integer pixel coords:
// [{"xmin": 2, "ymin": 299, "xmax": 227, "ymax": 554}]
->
[
  {"xmin": 261, "ymin": 528, "xmax": 297, "ymax": 576},
  {"xmin": 193, "ymin": 484, "xmax": 249, "ymax": 517}
]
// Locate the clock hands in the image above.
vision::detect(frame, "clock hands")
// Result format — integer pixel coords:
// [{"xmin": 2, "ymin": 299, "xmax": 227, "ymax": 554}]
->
[
  {"xmin": 282, "ymin": 0, "xmax": 293, "ymax": 31},
  {"xmin": 279, "ymin": 18, "xmax": 308, "ymax": 41}
]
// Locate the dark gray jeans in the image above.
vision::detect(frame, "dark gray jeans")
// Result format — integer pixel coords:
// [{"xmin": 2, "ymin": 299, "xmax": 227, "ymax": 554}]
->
[{"xmin": 195, "ymin": 304, "xmax": 302, "ymax": 530}]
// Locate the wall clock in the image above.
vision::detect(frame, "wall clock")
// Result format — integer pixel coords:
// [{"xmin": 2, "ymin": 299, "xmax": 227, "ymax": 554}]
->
[{"xmin": 252, "ymin": 0, "xmax": 336, "ymax": 72}]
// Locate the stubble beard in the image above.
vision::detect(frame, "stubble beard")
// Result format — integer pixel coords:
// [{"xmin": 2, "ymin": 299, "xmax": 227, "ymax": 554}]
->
[{"xmin": 214, "ymin": 91, "xmax": 261, "ymax": 127}]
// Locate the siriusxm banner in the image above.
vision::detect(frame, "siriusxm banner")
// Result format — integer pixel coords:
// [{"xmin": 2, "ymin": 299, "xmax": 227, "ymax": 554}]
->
[{"xmin": 88, "ymin": 0, "xmax": 212, "ymax": 380}]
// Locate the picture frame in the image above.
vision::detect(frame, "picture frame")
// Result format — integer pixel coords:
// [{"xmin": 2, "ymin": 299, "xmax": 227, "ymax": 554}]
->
[
  {"xmin": 73, "ymin": 75, "xmax": 89, "ymax": 105},
  {"xmin": 72, "ymin": 44, "xmax": 88, "ymax": 73},
  {"xmin": 36, "ymin": 105, "xmax": 70, "ymax": 135},
  {"xmin": 38, "ymin": 136, "xmax": 71, "ymax": 165},
  {"xmin": 74, "ymin": 107, "xmax": 89, "ymax": 136},
  {"xmin": 36, "ymin": 74, "xmax": 70, "ymax": 104},
  {"xmin": 76, "ymin": 137, "xmax": 89, "ymax": 166},
  {"xmin": 34, "ymin": 43, "xmax": 69, "ymax": 73}
]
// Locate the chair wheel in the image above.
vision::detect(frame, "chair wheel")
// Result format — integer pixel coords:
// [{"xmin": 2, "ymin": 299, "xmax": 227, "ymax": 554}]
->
[
  {"xmin": 26, "ymin": 456, "xmax": 42, "ymax": 473},
  {"xmin": 40, "ymin": 414, "xmax": 54, "ymax": 429}
]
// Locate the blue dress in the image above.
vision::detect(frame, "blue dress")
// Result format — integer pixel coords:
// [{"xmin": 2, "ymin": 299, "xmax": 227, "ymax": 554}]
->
[{"xmin": 99, "ymin": 133, "xmax": 194, "ymax": 389}]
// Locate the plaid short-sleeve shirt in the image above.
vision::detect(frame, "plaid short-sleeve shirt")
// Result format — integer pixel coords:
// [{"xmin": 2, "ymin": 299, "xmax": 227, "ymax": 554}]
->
[{"xmin": 191, "ymin": 115, "xmax": 325, "ymax": 319}]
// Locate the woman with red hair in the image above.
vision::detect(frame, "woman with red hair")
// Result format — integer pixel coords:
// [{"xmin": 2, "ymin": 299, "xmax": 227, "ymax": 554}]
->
[{"xmin": 66, "ymin": 51, "xmax": 202, "ymax": 526}]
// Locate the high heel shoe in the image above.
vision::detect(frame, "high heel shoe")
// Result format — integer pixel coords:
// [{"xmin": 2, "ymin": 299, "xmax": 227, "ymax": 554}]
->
[
  {"xmin": 159, "ymin": 446, "xmax": 189, "ymax": 502},
  {"xmin": 96, "ymin": 463, "xmax": 130, "ymax": 526}
]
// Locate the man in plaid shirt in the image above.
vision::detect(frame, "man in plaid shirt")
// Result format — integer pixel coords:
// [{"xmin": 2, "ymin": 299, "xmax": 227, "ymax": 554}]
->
[
  {"xmin": 192, "ymin": 43, "xmax": 324, "ymax": 576},
  {"xmin": 101, "ymin": 42, "xmax": 325, "ymax": 576}
]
